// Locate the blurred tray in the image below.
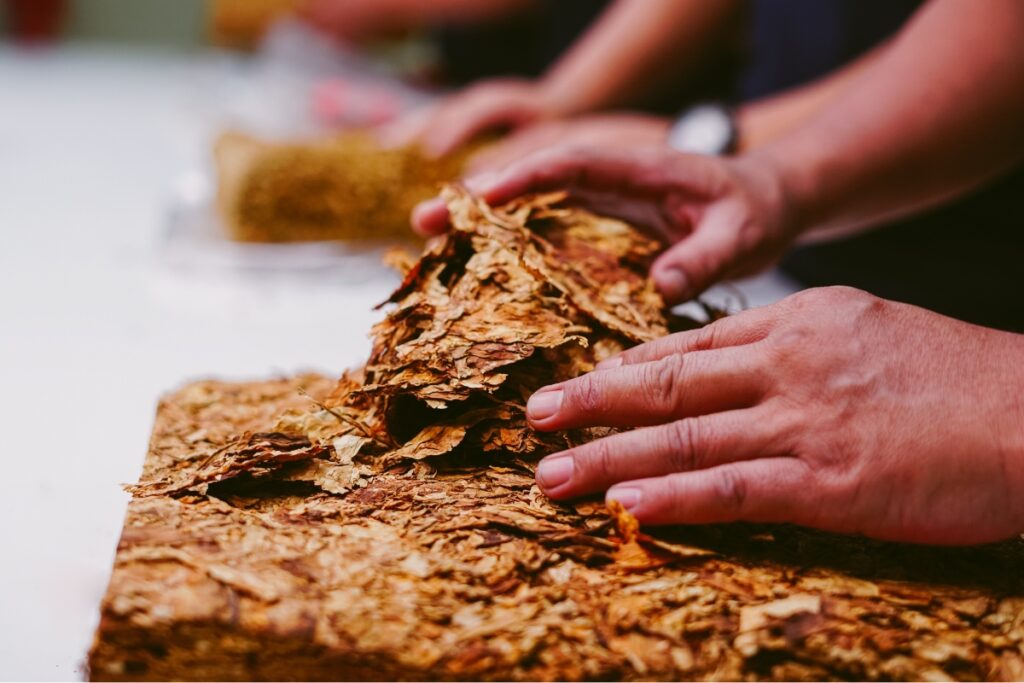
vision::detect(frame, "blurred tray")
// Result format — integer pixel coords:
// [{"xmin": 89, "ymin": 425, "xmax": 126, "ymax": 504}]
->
[{"xmin": 161, "ymin": 168, "xmax": 413, "ymax": 281}]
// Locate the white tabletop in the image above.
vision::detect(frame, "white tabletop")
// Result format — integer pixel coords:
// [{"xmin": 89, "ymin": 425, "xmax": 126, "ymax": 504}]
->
[{"xmin": 0, "ymin": 43, "xmax": 798, "ymax": 680}]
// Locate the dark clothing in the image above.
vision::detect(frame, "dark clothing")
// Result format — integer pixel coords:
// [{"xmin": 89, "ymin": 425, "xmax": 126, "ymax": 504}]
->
[
  {"xmin": 436, "ymin": 1, "xmax": 607, "ymax": 85},
  {"xmin": 741, "ymin": 0, "xmax": 1024, "ymax": 331}
]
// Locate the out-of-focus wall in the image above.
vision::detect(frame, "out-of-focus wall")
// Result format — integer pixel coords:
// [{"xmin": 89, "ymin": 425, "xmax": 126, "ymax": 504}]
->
[{"xmin": 67, "ymin": 0, "xmax": 206, "ymax": 48}]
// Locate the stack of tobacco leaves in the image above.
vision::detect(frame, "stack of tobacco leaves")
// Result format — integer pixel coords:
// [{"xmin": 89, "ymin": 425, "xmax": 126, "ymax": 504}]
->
[
  {"xmin": 214, "ymin": 132, "xmax": 478, "ymax": 242},
  {"xmin": 90, "ymin": 189, "xmax": 1024, "ymax": 681}
]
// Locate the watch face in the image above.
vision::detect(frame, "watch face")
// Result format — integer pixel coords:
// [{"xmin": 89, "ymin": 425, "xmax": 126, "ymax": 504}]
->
[{"xmin": 668, "ymin": 104, "xmax": 734, "ymax": 155}]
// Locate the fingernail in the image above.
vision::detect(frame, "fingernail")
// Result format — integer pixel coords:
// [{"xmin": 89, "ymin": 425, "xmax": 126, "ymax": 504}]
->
[
  {"xmin": 607, "ymin": 487, "xmax": 642, "ymax": 511},
  {"xmin": 595, "ymin": 355, "xmax": 622, "ymax": 370},
  {"xmin": 654, "ymin": 267, "xmax": 689, "ymax": 302},
  {"xmin": 536, "ymin": 455, "xmax": 573, "ymax": 490},
  {"xmin": 527, "ymin": 388, "xmax": 562, "ymax": 421}
]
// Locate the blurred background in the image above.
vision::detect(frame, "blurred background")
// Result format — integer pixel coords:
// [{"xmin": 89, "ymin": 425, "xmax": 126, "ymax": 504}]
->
[
  {"xmin": 0, "ymin": 2, "xmax": 415, "ymax": 679},
  {"xmin": 0, "ymin": 2, "xmax": 793, "ymax": 679}
]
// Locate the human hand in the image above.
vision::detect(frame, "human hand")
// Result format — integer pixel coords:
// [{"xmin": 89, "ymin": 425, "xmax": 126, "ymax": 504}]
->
[
  {"xmin": 526, "ymin": 286, "xmax": 1024, "ymax": 545},
  {"xmin": 464, "ymin": 113, "xmax": 670, "ymax": 173},
  {"xmin": 377, "ymin": 78, "xmax": 555, "ymax": 158},
  {"xmin": 413, "ymin": 146, "xmax": 794, "ymax": 302}
]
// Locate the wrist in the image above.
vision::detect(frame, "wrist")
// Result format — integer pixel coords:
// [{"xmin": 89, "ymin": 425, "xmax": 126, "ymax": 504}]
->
[
  {"xmin": 534, "ymin": 77, "xmax": 582, "ymax": 120},
  {"xmin": 728, "ymin": 151, "xmax": 805, "ymax": 244},
  {"xmin": 733, "ymin": 101, "xmax": 786, "ymax": 154}
]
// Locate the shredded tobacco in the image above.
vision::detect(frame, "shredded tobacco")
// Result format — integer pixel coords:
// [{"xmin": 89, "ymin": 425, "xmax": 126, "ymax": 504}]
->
[
  {"xmin": 215, "ymin": 132, "xmax": 477, "ymax": 242},
  {"xmin": 90, "ymin": 190, "xmax": 1024, "ymax": 681}
]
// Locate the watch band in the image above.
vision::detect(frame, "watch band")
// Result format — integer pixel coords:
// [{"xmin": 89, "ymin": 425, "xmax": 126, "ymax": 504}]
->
[{"xmin": 666, "ymin": 103, "xmax": 738, "ymax": 156}]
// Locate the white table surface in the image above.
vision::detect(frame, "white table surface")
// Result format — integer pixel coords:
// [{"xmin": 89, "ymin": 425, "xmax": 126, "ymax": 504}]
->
[{"xmin": 0, "ymin": 44, "xmax": 799, "ymax": 681}]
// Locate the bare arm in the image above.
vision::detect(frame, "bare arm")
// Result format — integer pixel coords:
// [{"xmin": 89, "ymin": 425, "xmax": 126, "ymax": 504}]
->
[
  {"xmin": 381, "ymin": 0, "xmax": 740, "ymax": 154},
  {"xmin": 538, "ymin": 0, "xmax": 742, "ymax": 116},
  {"xmin": 735, "ymin": 40, "xmax": 892, "ymax": 152},
  {"xmin": 750, "ymin": 0, "xmax": 1024, "ymax": 238}
]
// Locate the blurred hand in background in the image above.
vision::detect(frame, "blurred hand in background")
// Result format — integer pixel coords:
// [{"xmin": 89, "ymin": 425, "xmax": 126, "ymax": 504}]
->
[{"xmin": 378, "ymin": 0, "xmax": 739, "ymax": 156}]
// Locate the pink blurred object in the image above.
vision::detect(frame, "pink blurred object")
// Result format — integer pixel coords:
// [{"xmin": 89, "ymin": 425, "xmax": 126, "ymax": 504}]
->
[
  {"xmin": 312, "ymin": 77, "xmax": 403, "ymax": 127},
  {"xmin": 6, "ymin": 0, "xmax": 66, "ymax": 43}
]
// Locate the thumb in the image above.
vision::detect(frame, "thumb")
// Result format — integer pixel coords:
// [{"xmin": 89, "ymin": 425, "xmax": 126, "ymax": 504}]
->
[{"xmin": 650, "ymin": 224, "xmax": 736, "ymax": 303}]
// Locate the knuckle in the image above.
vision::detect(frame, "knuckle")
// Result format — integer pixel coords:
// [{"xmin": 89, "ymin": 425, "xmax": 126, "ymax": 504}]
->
[
  {"xmin": 735, "ymin": 217, "xmax": 763, "ymax": 255},
  {"xmin": 693, "ymin": 323, "xmax": 719, "ymax": 352},
  {"xmin": 665, "ymin": 418, "xmax": 705, "ymax": 472},
  {"xmin": 770, "ymin": 325, "xmax": 808, "ymax": 354},
  {"xmin": 568, "ymin": 374, "xmax": 606, "ymax": 416},
  {"xmin": 688, "ymin": 248, "xmax": 721, "ymax": 284},
  {"xmin": 649, "ymin": 355, "xmax": 688, "ymax": 414},
  {"xmin": 793, "ymin": 285, "xmax": 872, "ymax": 309},
  {"xmin": 577, "ymin": 438, "xmax": 618, "ymax": 482},
  {"xmin": 711, "ymin": 465, "xmax": 748, "ymax": 515}
]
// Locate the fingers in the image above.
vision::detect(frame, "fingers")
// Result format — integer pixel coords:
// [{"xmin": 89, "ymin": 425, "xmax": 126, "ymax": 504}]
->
[
  {"xmin": 465, "ymin": 128, "xmax": 554, "ymax": 174},
  {"xmin": 536, "ymin": 407, "xmax": 788, "ymax": 499},
  {"xmin": 378, "ymin": 95, "xmax": 516, "ymax": 156},
  {"xmin": 411, "ymin": 197, "xmax": 450, "ymax": 236},
  {"xmin": 597, "ymin": 305, "xmax": 777, "ymax": 370},
  {"xmin": 474, "ymin": 145, "xmax": 686, "ymax": 207},
  {"xmin": 411, "ymin": 145, "xmax": 710, "ymax": 238},
  {"xmin": 649, "ymin": 220, "xmax": 741, "ymax": 303},
  {"xmin": 527, "ymin": 346, "xmax": 766, "ymax": 431},
  {"xmin": 425, "ymin": 97, "xmax": 524, "ymax": 158},
  {"xmin": 607, "ymin": 458, "xmax": 815, "ymax": 526}
]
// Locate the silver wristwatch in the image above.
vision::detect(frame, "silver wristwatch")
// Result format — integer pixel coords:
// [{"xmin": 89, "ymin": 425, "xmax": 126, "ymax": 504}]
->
[{"xmin": 667, "ymin": 103, "xmax": 737, "ymax": 156}]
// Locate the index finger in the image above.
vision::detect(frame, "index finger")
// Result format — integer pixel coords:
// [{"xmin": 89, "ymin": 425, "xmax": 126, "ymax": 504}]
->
[
  {"xmin": 411, "ymin": 145, "xmax": 680, "ymax": 236},
  {"xmin": 477, "ymin": 145, "xmax": 693, "ymax": 206},
  {"xmin": 597, "ymin": 304, "xmax": 777, "ymax": 369}
]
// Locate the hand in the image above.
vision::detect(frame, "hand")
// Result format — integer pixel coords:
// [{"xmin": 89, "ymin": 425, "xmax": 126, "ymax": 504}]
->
[
  {"xmin": 465, "ymin": 114, "xmax": 670, "ymax": 173},
  {"xmin": 413, "ymin": 146, "xmax": 795, "ymax": 302},
  {"xmin": 526, "ymin": 286, "xmax": 1024, "ymax": 545},
  {"xmin": 377, "ymin": 78, "xmax": 555, "ymax": 158}
]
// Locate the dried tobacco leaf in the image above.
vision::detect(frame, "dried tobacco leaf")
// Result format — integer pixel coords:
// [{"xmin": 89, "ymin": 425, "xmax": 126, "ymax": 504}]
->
[
  {"xmin": 136, "ymin": 185, "xmax": 673, "ymax": 500},
  {"xmin": 215, "ymin": 132, "xmax": 478, "ymax": 242},
  {"xmin": 128, "ymin": 432, "xmax": 326, "ymax": 497},
  {"xmin": 91, "ymin": 190, "xmax": 1024, "ymax": 681},
  {"xmin": 90, "ymin": 376, "xmax": 1024, "ymax": 681}
]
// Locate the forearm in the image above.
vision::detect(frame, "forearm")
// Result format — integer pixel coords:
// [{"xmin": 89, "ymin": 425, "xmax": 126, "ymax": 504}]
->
[
  {"xmin": 735, "ymin": 41, "xmax": 890, "ymax": 153},
  {"xmin": 747, "ymin": 0, "xmax": 1024, "ymax": 239},
  {"xmin": 538, "ymin": 0, "xmax": 741, "ymax": 116}
]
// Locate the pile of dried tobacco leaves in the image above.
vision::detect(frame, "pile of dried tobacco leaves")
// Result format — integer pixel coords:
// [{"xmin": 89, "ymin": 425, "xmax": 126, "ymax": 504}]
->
[
  {"xmin": 136, "ymin": 185, "xmax": 678, "ymax": 497},
  {"xmin": 90, "ymin": 188, "xmax": 1024, "ymax": 682}
]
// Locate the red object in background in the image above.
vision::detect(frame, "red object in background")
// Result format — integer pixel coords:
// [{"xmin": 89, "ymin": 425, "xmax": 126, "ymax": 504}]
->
[{"xmin": 6, "ymin": 0, "xmax": 67, "ymax": 43}]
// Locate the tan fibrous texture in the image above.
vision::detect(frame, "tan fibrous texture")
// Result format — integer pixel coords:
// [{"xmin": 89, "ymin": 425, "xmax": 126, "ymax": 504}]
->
[
  {"xmin": 90, "ymin": 191, "xmax": 1024, "ymax": 681},
  {"xmin": 214, "ymin": 132, "xmax": 476, "ymax": 243}
]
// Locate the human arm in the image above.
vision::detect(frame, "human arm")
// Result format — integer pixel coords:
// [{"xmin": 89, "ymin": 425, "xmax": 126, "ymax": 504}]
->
[
  {"xmin": 461, "ymin": 37, "xmax": 889, "ymax": 172},
  {"xmin": 415, "ymin": 0, "xmax": 1024, "ymax": 299},
  {"xmin": 734, "ymin": 39, "xmax": 891, "ymax": 153},
  {"xmin": 380, "ymin": 0, "xmax": 740, "ymax": 155},
  {"xmin": 751, "ymin": 0, "xmax": 1024, "ymax": 239}
]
